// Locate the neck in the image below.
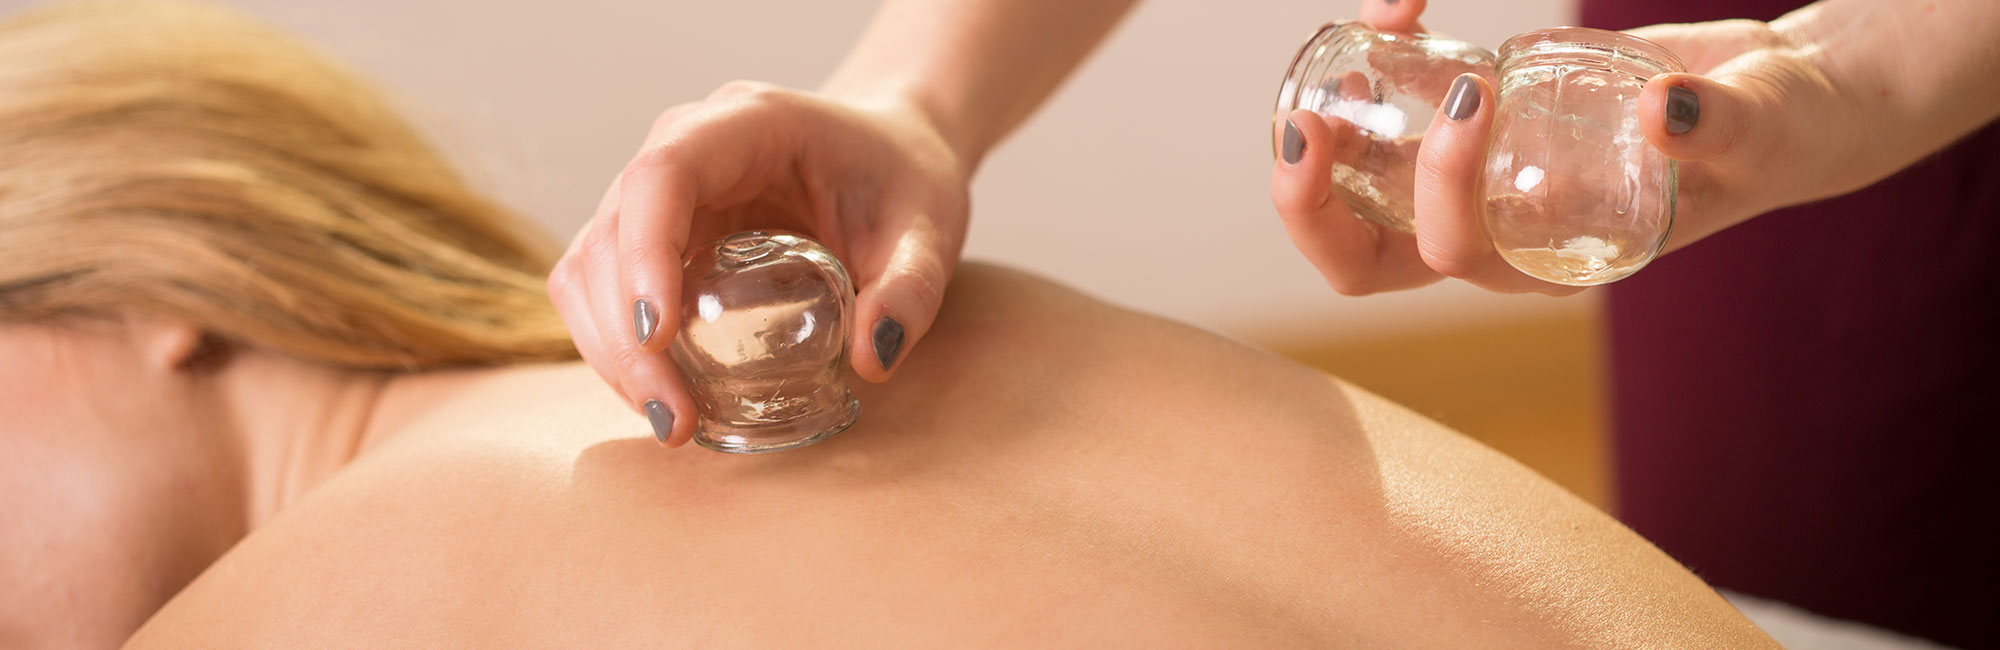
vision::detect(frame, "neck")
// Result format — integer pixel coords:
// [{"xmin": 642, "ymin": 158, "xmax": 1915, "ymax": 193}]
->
[
  {"xmin": 217, "ymin": 353, "xmax": 394, "ymax": 530},
  {"xmin": 217, "ymin": 357, "xmax": 574, "ymax": 532}
]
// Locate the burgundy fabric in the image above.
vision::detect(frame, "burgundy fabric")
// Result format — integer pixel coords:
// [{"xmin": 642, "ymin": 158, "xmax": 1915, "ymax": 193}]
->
[{"xmin": 1584, "ymin": 1, "xmax": 2000, "ymax": 648}]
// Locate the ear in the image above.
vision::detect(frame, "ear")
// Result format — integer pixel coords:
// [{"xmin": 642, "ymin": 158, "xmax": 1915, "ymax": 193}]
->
[{"xmin": 122, "ymin": 315, "xmax": 222, "ymax": 372}]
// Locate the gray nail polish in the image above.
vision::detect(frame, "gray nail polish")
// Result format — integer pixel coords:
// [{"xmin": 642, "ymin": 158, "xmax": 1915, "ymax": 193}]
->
[
  {"xmin": 1383, "ymin": 0, "xmax": 1399, "ymax": 4},
  {"xmin": 1444, "ymin": 74, "xmax": 1479, "ymax": 121},
  {"xmin": 872, "ymin": 317, "xmax": 905, "ymax": 372},
  {"xmin": 644, "ymin": 399, "xmax": 673, "ymax": 443},
  {"xmin": 1665, "ymin": 86, "xmax": 1699, "ymax": 135},
  {"xmin": 1281, "ymin": 119, "xmax": 1305, "ymax": 165},
  {"xmin": 633, "ymin": 298, "xmax": 658, "ymax": 345}
]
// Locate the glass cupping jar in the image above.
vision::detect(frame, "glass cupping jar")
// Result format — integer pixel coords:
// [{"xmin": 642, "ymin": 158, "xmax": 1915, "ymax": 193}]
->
[
  {"xmin": 1482, "ymin": 27, "xmax": 1684, "ymax": 285},
  {"xmin": 1273, "ymin": 21, "xmax": 1496, "ymax": 233},
  {"xmin": 670, "ymin": 231, "xmax": 862, "ymax": 454}
]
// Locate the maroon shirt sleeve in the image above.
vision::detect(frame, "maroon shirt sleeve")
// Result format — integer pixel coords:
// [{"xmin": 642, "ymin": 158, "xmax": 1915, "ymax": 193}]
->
[{"xmin": 1585, "ymin": 2, "xmax": 2000, "ymax": 648}]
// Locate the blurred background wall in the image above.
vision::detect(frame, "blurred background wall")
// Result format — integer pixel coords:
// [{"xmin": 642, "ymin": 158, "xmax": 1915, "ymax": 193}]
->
[{"xmin": 1, "ymin": 0, "xmax": 1610, "ymax": 503}]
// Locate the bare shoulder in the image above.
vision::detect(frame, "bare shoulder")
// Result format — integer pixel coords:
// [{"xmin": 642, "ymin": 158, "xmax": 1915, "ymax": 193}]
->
[
  {"xmin": 125, "ymin": 262, "xmax": 1777, "ymax": 649},
  {"xmin": 892, "ymin": 262, "xmax": 1780, "ymax": 649},
  {"xmin": 912, "ymin": 261, "xmax": 1352, "ymax": 423}
]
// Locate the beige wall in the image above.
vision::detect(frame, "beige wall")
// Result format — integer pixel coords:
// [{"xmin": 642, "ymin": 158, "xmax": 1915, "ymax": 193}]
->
[{"xmin": 2, "ymin": 0, "xmax": 1585, "ymax": 345}]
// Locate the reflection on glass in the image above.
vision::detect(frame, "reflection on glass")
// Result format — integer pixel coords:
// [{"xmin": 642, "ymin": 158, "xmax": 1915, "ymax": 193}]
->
[
  {"xmin": 671, "ymin": 231, "xmax": 861, "ymax": 454},
  {"xmin": 1274, "ymin": 21, "xmax": 1497, "ymax": 233},
  {"xmin": 1483, "ymin": 27, "xmax": 1684, "ymax": 285}
]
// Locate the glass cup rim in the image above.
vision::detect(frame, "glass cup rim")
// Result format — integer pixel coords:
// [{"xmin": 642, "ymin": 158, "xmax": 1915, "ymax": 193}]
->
[
  {"xmin": 1273, "ymin": 20, "xmax": 1479, "ymax": 157},
  {"xmin": 1496, "ymin": 26, "xmax": 1685, "ymax": 73},
  {"xmin": 1273, "ymin": 21, "xmax": 1347, "ymax": 158},
  {"xmin": 1277, "ymin": 20, "xmax": 1449, "ymax": 100}
]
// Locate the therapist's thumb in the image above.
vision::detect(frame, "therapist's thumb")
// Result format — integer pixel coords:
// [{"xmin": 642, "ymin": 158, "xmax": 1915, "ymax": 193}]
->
[
  {"xmin": 849, "ymin": 224, "xmax": 957, "ymax": 383},
  {"xmin": 1639, "ymin": 72, "xmax": 1787, "ymax": 171},
  {"xmin": 1636, "ymin": 64, "xmax": 1847, "ymax": 237},
  {"xmin": 1411, "ymin": 72, "xmax": 1579, "ymax": 295},
  {"xmin": 1411, "ymin": 74, "xmax": 1498, "ymax": 280}
]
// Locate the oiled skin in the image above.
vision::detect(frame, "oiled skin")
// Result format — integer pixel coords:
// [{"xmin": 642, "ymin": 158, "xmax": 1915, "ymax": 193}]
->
[{"xmin": 127, "ymin": 264, "xmax": 1776, "ymax": 649}]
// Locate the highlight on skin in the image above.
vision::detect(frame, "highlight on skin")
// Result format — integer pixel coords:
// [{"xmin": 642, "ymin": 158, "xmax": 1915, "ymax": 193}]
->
[
  {"xmin": 0, "ymin": 4, "xmax": 1791, "ymax": 648},
  {"xmin": 0, "ymin": 0, "xmax": 580, "ymax": 370}
]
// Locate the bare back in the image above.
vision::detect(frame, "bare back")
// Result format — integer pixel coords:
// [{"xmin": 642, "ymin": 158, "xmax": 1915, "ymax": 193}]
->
[{"xmin": 127, "ymin": 264, "xmax": 1775, "ymax": 649}]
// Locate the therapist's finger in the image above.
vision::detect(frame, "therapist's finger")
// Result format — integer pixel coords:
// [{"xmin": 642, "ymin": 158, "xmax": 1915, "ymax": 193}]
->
[
  {"xmin": 1272, "ymin": 108, "xmax": 1440, "ymax": 296},
  {"xmin": 548, "ymin": 260, "xmax": 610, "ymax": 396},
  {"xmin": 590, "ymin": 201, "xmax": 699, "ymax": 447},
  {"xmin": 1411, "ymin": 73, "xmax": 1584, "ymax": 296},
  {"xmin": 617, "ymin": 149, "xmax": 698, "ymax": 358},
  {"xmin": 846, "ymin": 207, "xmax": 960, "ymax": 382},
  {"xmin": 1358, "ymin": 0, "xmax": 1427, "ymax": 34},
  {"xmin": 611, "ymin": 147, "xmax": 704, "ymax": 447},
  {"xmin": 549, "ymin": 196, "xmax": 626, "ymax": 405},
  {"xmin": 616, "ymin": 95, "xmax": 827, "ymax": 447},
  {"xmin": 619, "ymin": 88, "xmax": 824, "ymax": 352}
]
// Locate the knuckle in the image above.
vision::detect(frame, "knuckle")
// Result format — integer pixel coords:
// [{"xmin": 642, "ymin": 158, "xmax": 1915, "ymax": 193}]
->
[
  {"xmin": 1709, "ymin": 18, "xmax": 1758, "ymax": 32},
  {"xmin": 617, "ymin": 231, "xmax": 671, "ymax": 281},
  {"xmin": 711, "ymin": 80, "xmax": 799, "ymax": 113},
  {"xmin": 1720, "ymin": 19, "xmax": 1785, "ymax": 47},
  {"xmin": 709, "ymin": 79, "xmax": 772, "ymax": 99},
  {"xmin": 892, "ymin": 264, "xmax": 949, "ymax": 315},
  {"xmin": 1412, "ymin": 149, "xmax": 1456, "ymax": 188},
  {"xmin": 1309, "ymin": 253, "xmax": 1381, "ymax": 297},
  {"xmin": 546, "ymin": 257, "xmax": 578, "ymax": 296},
  {"xmin": 609, "ymin": 338, "xmax": 650, "ymax": 376},
  {"xmin": 623, "ymin": 251, "xmax": 668, "ymax": 285},
  {"xmin": 1271, "ymin": 192, "xmax": 1316, "ymax": 225},
  {"xmin": 581, "ymin": 220, "xmax": 619, "ymax": 261},
  {"xmin": 1324, "ymin": 274, "xmax": 1378, "ymax": 297},
  {"xmin": 648, "ymin": 102, "xmax": 698, "ymax": 134},
  {"xmin": 621, "ymin": 144, "xmax": 678, "ymax": 188},
  {"xmin": 1417, "ymin": 239, "xmax": 1482, "ymax": 279},
  {"xmin": 1428, "ymin": 257, "xmax": 1480, "ymax": 280},
  {"xmin": 1271, "ymin": 185, "xmax": 1334, "ymax": 228}
]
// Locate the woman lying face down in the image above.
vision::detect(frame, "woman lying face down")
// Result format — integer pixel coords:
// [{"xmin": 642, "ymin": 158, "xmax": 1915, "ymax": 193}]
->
[{"xmin": 0, "ymin": 3, "xmax": 1777, "ymax": 648}]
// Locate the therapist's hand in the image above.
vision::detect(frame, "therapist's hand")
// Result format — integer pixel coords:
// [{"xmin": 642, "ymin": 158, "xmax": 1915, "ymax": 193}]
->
[
  {"xmin": 1269, "ymin": 0, "xmax": 1466, "ymax": 296},
  {"xmin": 1271, "ymin": 0, "xmax": 1572, "ymax": 295},
  {"xmin": 548, "ymin": 82, "xmax": 969, "ymax": 447},
  {"xmin": 1272, "ymin": 0, "xmax": 1846, "ymax": 296}
]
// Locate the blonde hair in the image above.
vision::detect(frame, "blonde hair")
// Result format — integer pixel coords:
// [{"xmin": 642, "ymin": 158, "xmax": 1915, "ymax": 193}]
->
[{"xmin": 0, "ymin": 0, "xmax": 577, "ymax": 369}]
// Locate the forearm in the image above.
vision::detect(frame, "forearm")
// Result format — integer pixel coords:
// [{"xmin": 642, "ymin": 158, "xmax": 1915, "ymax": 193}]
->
[
  {"xmin": 820, "ymin": 0, "xmax": 1140, "ymax": 170},
  {"xmin": 1773, "ymin": 0, "xmax": 2000, "ymax": 198}
]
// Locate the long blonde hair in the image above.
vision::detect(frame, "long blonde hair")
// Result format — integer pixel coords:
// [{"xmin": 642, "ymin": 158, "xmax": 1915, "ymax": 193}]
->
[{"xmin": 0, "ymin": 0, "xmax": 577, "ymax": 369}]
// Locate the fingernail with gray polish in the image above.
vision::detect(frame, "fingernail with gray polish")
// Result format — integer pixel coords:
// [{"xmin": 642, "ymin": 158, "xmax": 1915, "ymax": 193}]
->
[
  {"xmin": 644, "ymin": 399, "xmax": 673, "ymax": 443},
  {"xmin": 1666, "ymin": 86, "xmax": 1700, "ymax": 135},
  {"xmin": 1281, "ymin": 119, "xmax": 1305, "ymax": 165},
  {"xmin": 1444, "ymin": 74, "xmax": 1479, "ymax": 121},
  {"xmin": 872, "ymin": 317, "xmax": 905, "ymax": 372},
  {"xmin": 633, "ymin": 298, "xmax": 659, "ymax": 345}
]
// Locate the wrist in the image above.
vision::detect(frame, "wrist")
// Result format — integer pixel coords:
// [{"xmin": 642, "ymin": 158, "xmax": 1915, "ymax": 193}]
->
[
  {"xmin": 1763, "ymin": 2, "xmax": 1944, "ymax": 204},
  {"xmin": 822, "ymin": 82, "xmax": 991, "ymax": 176},
  {"xmin": 1760, "ymin": 14, "xmax": 1870, "ymax": 206}
]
